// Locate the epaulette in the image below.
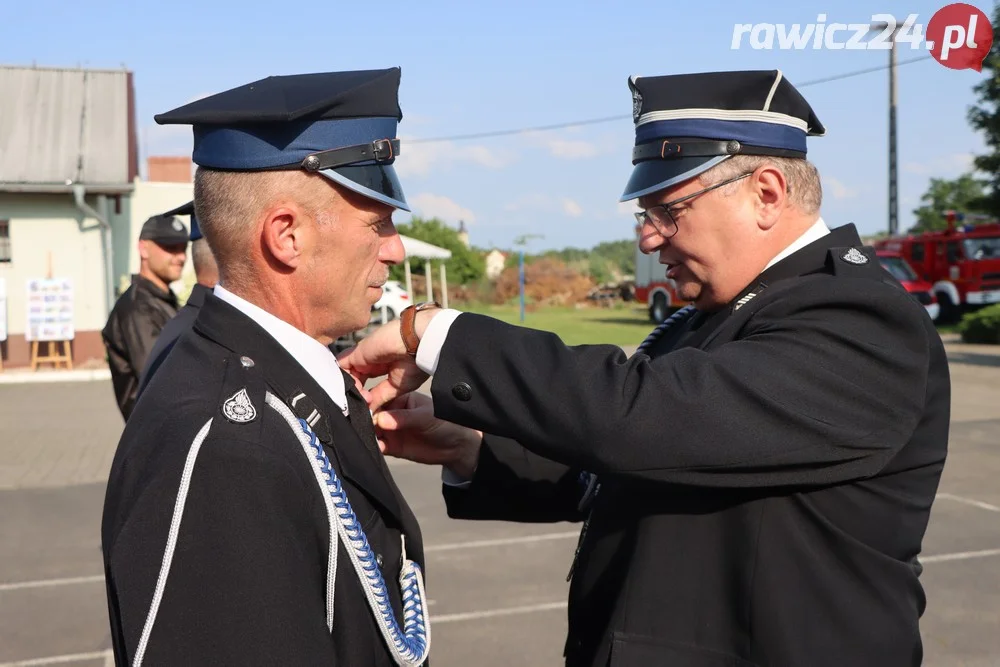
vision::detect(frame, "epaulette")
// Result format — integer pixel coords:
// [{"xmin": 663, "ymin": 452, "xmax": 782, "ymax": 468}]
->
[
  {"xmin": 827, "ymin": 245, "xmax": 908, "ymax": 293},
  {"xmin": 212, "ymin": 351, "xmax": 267, "ymax": 440}
]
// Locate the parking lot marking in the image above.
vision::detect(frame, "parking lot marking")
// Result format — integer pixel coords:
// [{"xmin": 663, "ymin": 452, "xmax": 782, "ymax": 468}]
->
[
  {"xmin": 433, "ymin": 601, "xmax": 568, "ymax": 623},
  {"xmin": 426, "ymin": 531, "xmax": 579, "ymax": 553},
  {"xmin": 0, "ymin": 575, "xmax": 104, "ymax": 593},
  {"xmin": 937, "ymin": 493, "xmax": 1000, "ymax": 513},
  {"xmin": 0, "ymin": 650, "xmax": 112, "ymax": 667},
  {"xmin": 922, "ymin": 547, "xmax": 1000, "ymax": 564}
]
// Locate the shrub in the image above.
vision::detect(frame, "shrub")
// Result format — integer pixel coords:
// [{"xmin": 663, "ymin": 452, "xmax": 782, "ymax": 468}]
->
[{"xmin": 958, "ymin": 303, "xmax": 1000, "ymax": 344}]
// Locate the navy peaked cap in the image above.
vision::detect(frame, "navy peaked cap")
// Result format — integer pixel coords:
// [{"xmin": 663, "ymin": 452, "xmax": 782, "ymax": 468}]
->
[
  {"xmin": 154, "ymin": 68, "xmax": 410, "ymax": 211},
  {"xmin": 161, "ymin": 201, "xmax": 201, "ymax": 241},
  {"xmin": 621, "ymin": 69, "xmax": 825, "ymax": 202}
]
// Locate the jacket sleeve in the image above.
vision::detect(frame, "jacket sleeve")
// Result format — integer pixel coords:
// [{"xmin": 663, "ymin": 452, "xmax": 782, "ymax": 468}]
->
[
  {"xmin": 113, "ymin": 437, "xmax": 337, "ymax": 665},
  {"xmin": 444, "ymin": 433, "xmax": 588, "ymax": 523},
  {"xmin": 430, "ymin": 278, "xmax": 935, "ymax": 489},
  {"xmin": 124, "ymin": 302, "xmax": 169, "ymax": 379}
]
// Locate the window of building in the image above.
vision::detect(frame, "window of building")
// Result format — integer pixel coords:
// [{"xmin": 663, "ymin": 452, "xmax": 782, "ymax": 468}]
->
[{"xmin": 0, "ymin": 220, "xmax": 10, "ymax": 262}]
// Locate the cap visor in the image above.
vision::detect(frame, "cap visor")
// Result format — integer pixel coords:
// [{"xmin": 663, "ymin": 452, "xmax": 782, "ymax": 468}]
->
[
  {"xmin": 318, "ymin": 163, "xmax": 409, "ymax": 212},
  {"xmin": 619, "ymin": 155, "xmax": 730, "ymax": 202},
  {"xmin": 161, "ymin": 201, "xmax": 195, "ymax": 217}
]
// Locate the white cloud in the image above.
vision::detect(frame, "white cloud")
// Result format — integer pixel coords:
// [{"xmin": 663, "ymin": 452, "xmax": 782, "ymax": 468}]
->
[
  {"xmin": 409, "ymin": 193, "xmax": 476, "ymax": 225},
  {"xmin": 395, "ymin": 137, "xmax": 517, "ymax": 177},
  {"xmin": 503, "ymin": 193, "xmax": 584, "ymax": 218},
  {"xmin": 824, "ymin": 177, "xmax": 858, "ymax": 200},
  {"xmin": 562, "ymin": 198, "xmax": 583, "ymax": 217},
  {"xmin": 903, "ymin": 152, "xmax": 976, "ymax": 175},
  {"xmin": 521, "ymin": 130, "xmax": 603, "ymax": 160}
]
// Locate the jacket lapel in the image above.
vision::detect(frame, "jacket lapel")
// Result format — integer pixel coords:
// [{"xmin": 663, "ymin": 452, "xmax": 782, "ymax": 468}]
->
[{"xmin": 192, "ymin": 294, "xmax": 406, "ymax": 528}]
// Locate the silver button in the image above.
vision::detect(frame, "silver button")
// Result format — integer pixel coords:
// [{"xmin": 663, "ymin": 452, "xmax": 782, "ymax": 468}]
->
[
  {"xmin": 376, "ymin": 553, "xmax": 384, "ymax": 568},
  {"xmin": 240, "ymin": 356, "xmax": 255, "ymax": 368}
]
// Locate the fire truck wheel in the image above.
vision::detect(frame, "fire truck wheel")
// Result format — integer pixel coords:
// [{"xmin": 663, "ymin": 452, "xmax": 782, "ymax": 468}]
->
[
  {"xmin": 650, "ymin": 293, "xmax": 669, "ymax": 323},
  {"xmin": 936, "ymin": 292, "xmax": 961, "ymax": 324}
]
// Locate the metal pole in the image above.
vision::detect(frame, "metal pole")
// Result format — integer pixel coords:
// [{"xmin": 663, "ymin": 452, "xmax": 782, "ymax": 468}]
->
[
  {"xmin": 439, "ymin": 263, "xmax": 449, "ymax": 309},
  {"xmin": 519, "ymin": 249, "xmax": 525, "ymax": 322},
  {"xmin": 425, "ymin": 260, "xmax": 433, "ymax": 302},
  {"xmin": 889, "ymin": 38, "xmax": 898, "ymax": 236}
]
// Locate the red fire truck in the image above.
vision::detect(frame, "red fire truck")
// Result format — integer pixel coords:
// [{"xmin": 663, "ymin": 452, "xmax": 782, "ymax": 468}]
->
[
  {"xmin": 634, "ymin": 237, "xmax": 683, "ymax": 322},
  {"xmin": 873, "ymin": 212, "xmax": 1000, "ymax": 322}
]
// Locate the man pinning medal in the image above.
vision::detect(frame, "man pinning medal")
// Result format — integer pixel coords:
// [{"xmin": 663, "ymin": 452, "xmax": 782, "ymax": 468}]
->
[
  {"xmin": 101, "ymin": 68, "xmax": 431, "ymax": 666},
  {"xmin": 339, "ymin": 70, "xmax": 951, "ymax": 667}
]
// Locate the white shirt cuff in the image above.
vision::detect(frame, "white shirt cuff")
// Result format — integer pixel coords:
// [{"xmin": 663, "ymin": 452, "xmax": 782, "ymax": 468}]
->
[
  {"xmin": 441, "ymin": 466, "xmax": 473, "ymax": 488},
  {"xmin": 415, "ymin": 309, "xmax": 463, "ymax": 374}
]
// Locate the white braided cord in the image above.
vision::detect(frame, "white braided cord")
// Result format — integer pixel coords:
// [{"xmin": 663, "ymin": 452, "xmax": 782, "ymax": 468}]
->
[
  {"xmin": 266, "ymin": 392, "xmax": 431, "ymax": 666},
  {"xmin": 133, "ymin": 417, "xmax": 214, "ymax": 667}
]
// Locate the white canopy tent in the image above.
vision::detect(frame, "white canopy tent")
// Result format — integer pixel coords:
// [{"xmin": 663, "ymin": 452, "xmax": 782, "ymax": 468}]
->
[{"xmin": 399, "ymin": 235, "xmax": 452, "ymax": 308}]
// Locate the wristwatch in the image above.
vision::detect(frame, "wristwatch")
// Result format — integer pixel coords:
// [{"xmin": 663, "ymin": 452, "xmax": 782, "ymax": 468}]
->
[{"xmin": 400, "ymin": 301, "xmax": 442, "ymax": 356}]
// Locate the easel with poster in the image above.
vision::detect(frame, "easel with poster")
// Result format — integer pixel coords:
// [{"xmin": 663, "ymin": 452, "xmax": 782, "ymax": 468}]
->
[
  {"xmin": 26, "ymin": 254, "xmax": 74, "ymax": 370},
  {"xmin": 0, "ymin": 277, "xmax": 7, "ymax": 372}
]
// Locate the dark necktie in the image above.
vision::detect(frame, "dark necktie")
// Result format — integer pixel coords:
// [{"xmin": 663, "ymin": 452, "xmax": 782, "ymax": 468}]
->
[{"xmin": 341, "ymin": 370, "xmax": 382, "ymax": 459}]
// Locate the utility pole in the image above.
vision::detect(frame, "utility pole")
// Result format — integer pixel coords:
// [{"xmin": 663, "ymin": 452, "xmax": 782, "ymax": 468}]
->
[
  {"xmin": 871, "ymin": 19, "xmax": 902, "ymax": 236},
  {"xmin": 513, "ymin": 234, "xmax": 544, "ymax": 322}
]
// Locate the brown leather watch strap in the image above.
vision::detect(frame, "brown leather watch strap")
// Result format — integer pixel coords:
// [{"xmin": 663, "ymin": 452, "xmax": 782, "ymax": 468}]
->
[{"xmin": 400, "ymin": 301, "xmax": 441, "ymax": 356}]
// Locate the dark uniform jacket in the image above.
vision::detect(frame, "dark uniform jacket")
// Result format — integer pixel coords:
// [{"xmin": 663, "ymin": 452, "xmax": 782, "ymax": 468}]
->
[
  {"xmin": 434, "ymin": 224, "xmax": 949, "ymax": 667},
  {"xmin": 101, "ymin": 294, "xmax": 426, "ymax": 666},
  {"xmin": 136, "ymin": 282, "xmax": 211, "ymax": 397},
  {"xmin": 101, "ymin": 274, "xmax": 179, "ymax": 420}
]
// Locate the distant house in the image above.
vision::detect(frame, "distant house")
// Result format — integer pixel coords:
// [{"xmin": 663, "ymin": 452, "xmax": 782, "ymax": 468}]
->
[
  {"xmin": 0, "ymin": 64, "xmax": 193, "ymax": 369},
  {"xmin": 485, "ymin": 249, "xmax": 507, "ymax": 280}
]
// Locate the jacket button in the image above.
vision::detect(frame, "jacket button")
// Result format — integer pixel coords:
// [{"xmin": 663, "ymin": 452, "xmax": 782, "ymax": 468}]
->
[
  {"xmin": 376, "ymin": 553, "xmax": 384, "ymax": 568},
  {"xmin": 452, "ymin": 382, "xmax": 472, "ymax": 401}
]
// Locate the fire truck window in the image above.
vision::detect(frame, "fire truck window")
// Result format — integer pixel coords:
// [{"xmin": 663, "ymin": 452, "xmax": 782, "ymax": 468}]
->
[
  {"xmin": 963, "ymin": 237, "xmax": 1000, "ymax": 260},
  {"xmin": 910, "ymin": 243, "xmax": 924, "ymax": 262},
  {"xmin": 947, "ymin": 242, "xmax": 961, "ymax": 263}
]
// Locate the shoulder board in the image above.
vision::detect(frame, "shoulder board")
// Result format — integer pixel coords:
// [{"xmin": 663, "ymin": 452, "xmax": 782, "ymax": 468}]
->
[
  {"xmin": 213, "ymin": 352, "xmax": 267, "ymax": 439},
  {"xmin": 827, "ymin": 246, "xmax": 880, "ymax": 277}
]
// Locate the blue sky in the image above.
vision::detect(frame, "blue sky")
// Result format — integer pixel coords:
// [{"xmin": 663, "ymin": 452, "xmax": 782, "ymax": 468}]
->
[{"xmin": 2, "ymin": 0, "xmax": 992, "ymax": 251}]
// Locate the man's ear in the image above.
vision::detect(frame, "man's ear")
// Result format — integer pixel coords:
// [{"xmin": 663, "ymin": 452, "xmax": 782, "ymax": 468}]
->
[
  {"xmin": 754, "ymin": 166, "xmax": 787, "ymax": 231},
  {"xmin": 260, "ymin": 203, "xmax": 307, "ymax": 269},
  {"xmin": 138, "ymin": 239, "xmax": 151, "ymax": 260}
]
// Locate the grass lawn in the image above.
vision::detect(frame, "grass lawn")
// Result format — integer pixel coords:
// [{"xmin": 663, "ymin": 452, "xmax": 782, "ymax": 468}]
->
[
  {"xmin": 458, "ymin": 303, "xmax": 659, "ymax": 347},
  {"xmin": 454, "ymin": 302, "xmax": 963, "ymax": 347}
]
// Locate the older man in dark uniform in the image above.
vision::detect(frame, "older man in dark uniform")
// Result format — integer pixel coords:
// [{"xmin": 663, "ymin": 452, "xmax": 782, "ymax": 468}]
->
[
  {"xmin": 341, "ymin": 70, "xmax": 950, "ymax": 667},
  {"xmin": 101, "ymin": 68, "xmax": 431, "ymax": 666}
]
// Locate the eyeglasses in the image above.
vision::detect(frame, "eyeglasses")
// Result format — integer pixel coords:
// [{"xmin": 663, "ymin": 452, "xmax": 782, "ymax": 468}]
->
[{"xmin": 634, "ymin": 172, "xmax": 754, "ymax": 239}]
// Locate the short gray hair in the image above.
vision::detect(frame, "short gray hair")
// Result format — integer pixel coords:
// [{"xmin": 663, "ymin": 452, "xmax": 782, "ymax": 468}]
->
[
  {"xmin": 193, "ymin": 168, "xmax": 333, "ymax": 287},
  {"xmin": 698, "ymin": 155, "xmax": 822, "ymax": 214}
]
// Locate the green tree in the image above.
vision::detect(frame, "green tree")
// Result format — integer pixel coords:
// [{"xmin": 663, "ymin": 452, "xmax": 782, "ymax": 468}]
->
[
  {"xmin": 910, "ymin": 173, "xmax": 988, "ymax": 232},
  {"xmin": 390, "ymin": 217, "xmax": 485, "ymax": 285},
  {"xmin": 967, "ymin": 1, "xmax": 1000, "ymax": 216}
]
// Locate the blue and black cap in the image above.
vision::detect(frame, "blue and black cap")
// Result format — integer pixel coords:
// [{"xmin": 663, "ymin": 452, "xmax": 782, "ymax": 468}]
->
[
  {"xmin": 621, "ymin": 69, "xmax": 825, "ymax": 202},
  {"xmin": 154, "ymin": 68, "xmax": 410, "ymax": 211},
  {"xmin": 161, "ymin": 201, "xmax": 201, "ymax": 241}
]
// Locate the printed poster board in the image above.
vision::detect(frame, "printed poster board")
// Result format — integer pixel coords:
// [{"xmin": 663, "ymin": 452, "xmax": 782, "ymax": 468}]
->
[
  {"xmin": 0, "ymin": 278, "xmax": 7, "ymax": 341},
  {"xmin": 25, "ymin": 277, "xmax": 74, "ymax": 341}
]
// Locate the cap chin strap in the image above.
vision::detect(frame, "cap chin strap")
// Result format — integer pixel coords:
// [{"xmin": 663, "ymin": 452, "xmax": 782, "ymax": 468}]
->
[
  {"xmin": 297, "ymin": 138, "xmax": 400, "ymax": 172},
  {"xmin": 632, "ymin": 138, "xmax": 805, "ymax": 164}
]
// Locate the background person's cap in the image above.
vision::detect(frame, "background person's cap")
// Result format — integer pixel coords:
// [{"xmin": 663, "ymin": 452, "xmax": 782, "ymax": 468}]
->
[{"xmin": 139, "ymin": 214, "xmax": 189, "ymax": 245}]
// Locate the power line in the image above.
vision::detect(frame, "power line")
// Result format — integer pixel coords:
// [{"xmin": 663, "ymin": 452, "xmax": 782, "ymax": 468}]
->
[{"xmin": 407, "ymin": 55, "xmax": 935, "ymax": 144}]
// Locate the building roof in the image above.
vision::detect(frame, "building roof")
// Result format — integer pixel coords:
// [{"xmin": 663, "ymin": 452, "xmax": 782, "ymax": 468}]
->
[
  {"xmin": 0, "ymin": 65, "xmax": 138, "ymax": 191},
  {"xmin": 401, "ymin": 235, "xmax": 452, "ymax": 260}
]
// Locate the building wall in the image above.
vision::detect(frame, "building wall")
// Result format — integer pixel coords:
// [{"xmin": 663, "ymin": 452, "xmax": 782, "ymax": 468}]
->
[{"xmin": 0, "ymin": 193, "xmax": 113, "ymax": 367}]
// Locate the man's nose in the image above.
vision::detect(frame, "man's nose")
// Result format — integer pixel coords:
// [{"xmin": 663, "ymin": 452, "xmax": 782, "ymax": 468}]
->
[
  {"xmin": 381, "ymin": 231, "xmax": 406, "ymax": 265},
  {"xmin": 637, "ymin": 220, "xmax": 667, "ymax": 254}
]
